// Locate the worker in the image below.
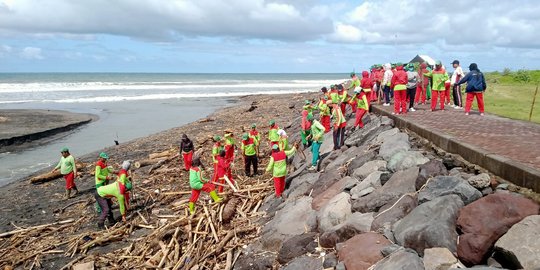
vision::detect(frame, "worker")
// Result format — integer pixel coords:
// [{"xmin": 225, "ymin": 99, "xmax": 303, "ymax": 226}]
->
[
  {"xmin": 249, "ymin": 124, "xmax": 261, "ymax": 144},
  {"xmin": 188, "ymin": 158, "xmax": 221, "ymax": 215},
  {"xmin": 301, "ymin": 100, "xmax": 313, "ymax": 148},
  {"xmin": 318, "ymin": 95, "xmax": 331, "ymax": 133},
  {"xmin": 307, "ymin": 114, "xmax": 325, "ymax": 171},
  {"xmin": 241, "ymin": 133, "xmax": 258, "ymax": 177},
  {"xmin": 223, "ymin": 131, "xmax": 235, "ymax": 185},
  {"xmin": 360, "ymin": 70, "xmax": 373, "ymax": 107},
  {"xmin": 425, "ymin": 60, "xmax": 450, "ymax": 111},
  {"xmin": 266, "ymin": 144, "xmax": 297, "ymax": 198},
  {"xmin": 94, "ymin": 160, "xmax": 132, "ymax": 229},
  {"xmin": 52, "ymin": 147, "xmax": 78, "ymax": 199},
  {"xmin": 216, "ymin": 150, "xmax": 233, "ymax": 193},
  {"xmin": 415, "ymin": 62, "xmax": 430, "ymax": 105},
  {"xmin": 350, "ymin": 88, "xmax": 369, "ymax": 129},
  {"xmin": 337, "ymin": 84, "xmax": 348, "ymax": 114},
  {"xmin": 330, "ymin": 100, "xmax": 346, "ymax": 150},
  {"xmin": 95, "ymin": 152, "xmax": 114, "ymax": 215},
  {"xmin": 456, "ymin": 63, "xmax": 487, "ymax": 116},
  {"xmin": 211, "ymin": 135, "xmax": 223, "ymax": 183},
  {"xmin": 405, "ymin": 63, "xmax": 420, "ymax": 112},
  {"xmin": 277, "ymin": 129, "xmax": 291, "ymax": 151},
  {"xmin": 381, "ymin": 63, "xmax": 393, "ymax": 106},
  {"xmin": 348, "ymin": 72, "xmax": 360, "ymax": 113},
  {"xmin": 268, "ymin": 120, "xmax": 280, "ymax": 150},
  {"xmin": 329, "ymin": 84, "xmax": 340, "ymax": 105},
  {"xmin": 391, "ymin": 63, "xmax": 408, "ymax": 114},
  {"xmin": 450, "ymin": 60, "xmax": 465, "ymax": 109},
  {"xmin": 179, "ymin": 134, "xmax": 194, "ymax": 171},
  {"xmin": 443, "ymin": 65, "xmax": 452, "ymax": 106}
]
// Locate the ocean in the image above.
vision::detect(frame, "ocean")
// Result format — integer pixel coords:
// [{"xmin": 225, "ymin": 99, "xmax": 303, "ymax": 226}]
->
[{"xmin": 0, "ymin": 73, "xmax": 346, "ymax": 185}]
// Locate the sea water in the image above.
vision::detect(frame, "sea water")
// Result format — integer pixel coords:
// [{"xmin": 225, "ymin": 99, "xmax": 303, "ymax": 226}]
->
[{"xmin": 0, "ymin": 73, "xmax": 346, "ymax": 185}]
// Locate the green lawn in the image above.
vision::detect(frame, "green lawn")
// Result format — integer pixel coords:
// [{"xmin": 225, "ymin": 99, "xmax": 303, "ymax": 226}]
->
[{"xmin": 481, "ymin": 70, "xmax": 540, "ymax": 124}]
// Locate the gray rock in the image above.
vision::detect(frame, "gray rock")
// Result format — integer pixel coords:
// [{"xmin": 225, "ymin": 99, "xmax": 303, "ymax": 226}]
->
[
  {"xmin": 375, "ymin": 128, "xmax": 400, "ymax": 145},
  {"xmin": 351, "ymin": 171, "xmax": 383, "ymax": 199},
  {"xmin": 351, "ymin": 187, "xmax": 375, "ymax": 200},
  {"xmin": 416, "ymin": 160, "xmax": 448, "ymax": 191},
  {"xmin": 261, "ymin": 196, "xmax": 317, "ymax": 251},
  {"xmin": 281, "ymin": 255, "xmax": 323, "ymax": 270},
  {"xmin": 494, "ymin": 215, "xmax": 540, "ymax": 270},
  {"xmin": 418, "ymin": 175, "xmax": 482, "ymax": 205},
  {"xmin": 352, "ymin": 167, "xmax": 418, "ymax": 213},
  {"xmin": 319, "ymin": 212, "xmax": 374, "ymax": 248},
  {"xmin": 346, "ymin": 149, "xmax": 377, "ymax": 175},
  {"xmin": 352, "ymin": 160, "xmax": 387, "ymax": 180},
  {"xmin": 393, "ymin": 195, "xmax": 464, "ymax": 255},
  {"xmin": 319, "ymin": 150, "xmax": 340, "ymax": 171},
  {"xmin": 277, "ymin": 233, "xmax": 318, "ymax": 264},
  {"xmin": 323, "ymin": 252, "xmax": 338, "ymax": 268},
  {"xmin": 344, "ymin": 116, "xmax": 382, "ymax": 147},
  {"xmin": 423, "ymin": 247, "xmax": 458, "ymax": 270},
  {"xmin": 311, "ymin": 171, "xmax": 341, "ymax": 197},
  {"xmin": 380, "ymin": 116, "xmax": 394, "ymax": 126},
  {"xmin": 381, "ymin": 244, "xmax": 402, "ymax": 257},
  {"xmin": 325, "ymin": 146, "xmax": 360, "ymax": 172},
  {"xmin": 379, "ymin": 132, "xmax": 411, "ymax": 161},
  {"xmin": 380, "ymin": 172, "xmax": 392, "ymax": 185},
  {"xmin": 234, "ymin": 241, "xmax": 275, "ymax": 270},
  {"xmin": 468, "ymin": 173, "xmax": 491, "ymax": 189},
  {"xmin": 284, "ymin": 172, "xmax": 320, "ymax": 199},
  {"xmin": 387, "ymin": 151, "xmax": 429, "ymax": 172},
  {"xmin": 371, "ymin": 194, "xmax": 418, "ymax": 232},
  {"xmin": 481, "ymin": 187, "xmax": 493, "ymax": 196},
  {"xmin": 317, "ymin": 192, "xmax": 352, "ymax": 233},
  {"xmin": 335, "ymin": 262, "xmax": 346, "ymax": 270},
  {"xmin": 319, "ymin": 132, "xmax": 335, "ymax": 156},
  {"xmin": 496, "ymin": 183, "xmax": 509, "ymax": 190},
  {"xmin": 372, "ymin": 249, "xmax": 424, "ymax": 270},
  {"xmin": 292, "ymin": 148, "xmax": 311, "ymax": 170},
  {"xmin": 448, "ymin": 167, "xmax": 463, "ymax": 176},
  {"xmin": 312, "ymin": 176, "xmax": 357, "ymax": 211}
]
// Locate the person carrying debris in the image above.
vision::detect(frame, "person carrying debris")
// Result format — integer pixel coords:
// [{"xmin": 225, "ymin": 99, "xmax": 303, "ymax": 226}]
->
[
  {"xmin": 456, "ymin": 63, "xmax": 487, "ymax": 116},
  {"xmin": 301, "ymin": 100, "xmax": 313, "ymax": 148},
  {"xmin": 350, "ymin": 88, "xmax": 369, "ymax": 129},
  {"xmin": 318, "ymin": 95, "xmax": 331, "ymax": 133},
  {"xmin": 216, "ymin": 150, "xmax": 233, "ymax": 193},
  {"xmin": 329, "ymin": 100, "xmax": 346, "ymax": 150},
  {"xmin": 241, "ymin": 133, "xmax": 259, "ymax": 177},
  {"xmin": 94, "ymin": 161, "xmax": 132, "ymax": 229},
  {"xmin": 52, "ymin": 147, "xmax": 79, "ymax": 199},
  {"xmin": 266, "ymin": 144, "xmax": 297, "ymax": 197},
  {"xmin": 211, "ymin": 135, "xmax": 223, "ymax": 183},
  {"xmin": 95, "ymin": 152, "xmax": 114, "ymax": 214},
  {"xmin": 268, "ymin": 120, "xmax": 280, "ymax": 150},
  {"xmin": 180, "ymin": 134, "xmax": 194, "ymax": 171},
  {"xmin": 307, "ymin": 114, "xmax": 325, "ymax": 171},
  {"xmin": 425, "ymin": 60, "xmax": 450, "ymax": 111},
  {"xmin": 188, "ymin": 158, "xmax": 221, "ymax": 215}
]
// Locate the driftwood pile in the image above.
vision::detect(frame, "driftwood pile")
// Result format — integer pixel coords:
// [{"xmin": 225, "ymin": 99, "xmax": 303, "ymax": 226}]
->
[{"xmin": 1, "ymin": 144, "xmax": 277, "ymax": 269}]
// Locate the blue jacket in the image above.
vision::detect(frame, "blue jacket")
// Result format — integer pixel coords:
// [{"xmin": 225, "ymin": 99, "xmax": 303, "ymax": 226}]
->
[{"xmin": 457, "ymin": 70, "xmax": 486, "ymax": 93}]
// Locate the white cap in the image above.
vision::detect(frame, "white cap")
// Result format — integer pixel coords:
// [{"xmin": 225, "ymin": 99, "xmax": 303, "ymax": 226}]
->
[{"xmin": 277, "ymin": 129, "xmax": 287, "ymax": 136}]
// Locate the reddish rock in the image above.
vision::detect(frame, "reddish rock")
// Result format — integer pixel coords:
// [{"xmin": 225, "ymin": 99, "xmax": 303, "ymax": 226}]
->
[
  {"xmin": 337, "ymin": 232, "xmax": 391, "ymax": 270},
  {"xmin": 457, "ymin": 193, "xmax": 540, "ymax": 266},
  {"xmin": 312, "ymin": 176, "xmax": 356, "ymax": 211}
]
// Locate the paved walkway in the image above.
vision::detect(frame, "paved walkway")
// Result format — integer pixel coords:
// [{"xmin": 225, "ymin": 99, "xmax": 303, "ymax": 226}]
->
[{"xmin": 372, "ymin": 103, "xmax": 540, "ymax": 192}]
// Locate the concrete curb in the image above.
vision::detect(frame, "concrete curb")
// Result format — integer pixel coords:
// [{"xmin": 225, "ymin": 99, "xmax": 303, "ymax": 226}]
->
[{"xmin": 372, "ymin": 105, "xmax": 540, "ymax": 193}]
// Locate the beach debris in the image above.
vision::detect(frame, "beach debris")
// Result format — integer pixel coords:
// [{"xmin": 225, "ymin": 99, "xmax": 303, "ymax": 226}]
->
[{"xmin": 29, "ymin": 162, "xmax": 87, "ymax": 184}]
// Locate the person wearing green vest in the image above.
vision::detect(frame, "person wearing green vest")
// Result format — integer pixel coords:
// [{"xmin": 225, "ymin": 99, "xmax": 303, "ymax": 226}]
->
[
  {"xmin": 95, "ymin": 160, "xmax": 133, "ymax": 229},
  {"xmin": 268, "ymin": 120, "xmax": 280, "ymax": 150},
  {"xmin": 301, "ymin": 100, "xmax": 313, "ymax": 148},
  {"xmin": 211, "ymin": 135, "xmax": 223, "ymax": 183},
  {"xmin": 329, "ymin": 85, "xmax": 340, "ymax": 105},
  {"xmin": 424, "ymin": 60, "xmax": 450, "ymax": 111},
  {"xmin": 277, "ymin": 129, "xmax": 290, "ymax": 151},
  {"xmin": 318, "ymin": 95, "xmax": 331, "ymax": 133},
  {"xmin": 241, "ymin": 133, "xmax": 259, "ymax": 177},
  {"xmin": 52, "ymin": 147, "xmax": 78, "ymax": 199},
  {"xmin": 266, "ymin": 144, "xmax": 296, "ymax": 198},
  {"xmin": 94, "ymin": 152, "xmax": 115, "ymax": 217},
  {"xmin": 188, "ymin": 158, "xmax": 221, "ymax": 215},
  {"xmin": 307, "ymin": 114, "xmax": 325, "ymax": 171}
]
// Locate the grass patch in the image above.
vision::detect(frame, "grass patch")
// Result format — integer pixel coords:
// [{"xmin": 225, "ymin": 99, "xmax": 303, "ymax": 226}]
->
[{"xmin": 481, "ymin": 70, "xmax": 540, "ymax": 123}]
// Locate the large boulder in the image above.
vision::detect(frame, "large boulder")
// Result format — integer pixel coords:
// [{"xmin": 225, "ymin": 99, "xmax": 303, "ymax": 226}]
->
[
  {"xmin": 371, "ymin": 194, "xmax": 418, "ymax": 232},
  {"xmin": 311, "ymin": 171, "xmax": 341, "ymax": 197},
  {"xmin": 344, "ymin": 116, "xmax": 382, "ymax": 147},
  {"xmin": 374, "ymin": 128, "xmax": 400, "ymax": 145},
  {"xmin": 284, "ymin": 172, "xmax": 320, "ymax": 199},
  {"xmin": 457, "ymin": 193, "xmax": 540, "ymax": 266},
  {"xmin": 277, "ymin": 233, "xmax": 318, "ymax": 264},
  {"xmin": 234, "ymin": 241, "xmax": 275, "ymax": 270},
  {"xmin": 281, "ymin": 255, "xmax": 323, "ymax": 270},
  {"xmin": 372, "ymin": 249, "xmax": 424, "ymax": 270},
  {"xmin": 353, "ymin": 167, "xmax": 418, "ymax": 213},
  {"xmin": 350, "ymin": 171, "xmax": 383, "ymax": 200},
  {"xmin": 292, "ymin": 147, "xmax": 312, "ymax": 170},
  {"xmin": 393, "ymin": 195, "xmax": 464, "ymax": 256},
  {"xmin": 423, "ymin": 247, "xmax": 458, "ymax": 270},
  {"xmin": 319, "ymin": 132, "xmax": 335, "ymax": 156},
  {"xmin": 325, "ymin": 146, "xmax": 361, "ymax": 173},
  {"xmin": 346, "ymin": 149, "xmax": 377, "ymax": 175},
  {"xmin": 319, "ymin": 212, "xmax": 374, "ymax": 248},
  {"xmin": 416, "ymin": 160, "xmax": 448, "ymax": 191},
  {"xmin": 320, "ymin": 150, "xmax": 341, "ymax": 171},
  {"xmin": 387, "ymin": 151, "xmax": 429, "ymax": 172},
  {"xmin": 467, "ymin": 173, "xmax": 491, "ymax": 189},
  {"xmin": 312, "ymin": 176, "xmax": 357, "ymax": 210},
  {"xmin": 378, "ymin": 132, "xmax": 410, "ymax": 161},
  {"xmin": 493, "ymin": 215, "xmax": 540, "ymax": 269},
  {"xmin": 337, "ymin": 232, "xmax": 392, "ymax": 270},
  {"xmin": 352, "ymin": 160, "xmax": 387, "ymax": 180},
  {"xmin": 317, "ymin": 192, "xmax": 352, "ymax": 233},
  {"xmin": 260, "ymin": 196, "xmax": 317, "ymax": 251},
  {"xmin": 418, "ymin": 176, "xmax": 482, "ymax": 205}
]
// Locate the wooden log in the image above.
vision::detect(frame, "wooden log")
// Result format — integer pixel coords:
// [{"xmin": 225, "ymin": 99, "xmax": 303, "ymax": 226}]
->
[
  {"xmin": 0, "ymin": 219, "xmax": 75, "ymax": 238},
  {"xmin": 148, "ymin": 149, "xmax": 174, "ymax": 160},
  {"xmin": 134, "ymin": 157, "xmax": 168, "ymax": 169},
  {"xmin": 30, "ymin": 162, "xmax": 85, "ymax": 184}
]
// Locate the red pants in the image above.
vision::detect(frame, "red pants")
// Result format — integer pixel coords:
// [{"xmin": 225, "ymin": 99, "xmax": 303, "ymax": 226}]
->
[
  {"xmin": 465, "ymin": 92, "xmax": 485, "ymax": 113},
  {"xmin": 182, "ymin": 151, "xmax": 193, "ymax": 170},
  {"xmin": 415, "ymin": 82, "xmax": 428, "ymax": 104},
  {"xmin": 64, "ymin": 172, "xmax": 75, "ymax": 190},
  {"xmin": 218, "ymin": 171, "xmax": 235, "ymax": 193},
  {"xmin": 273, "ymin": 176, "xmax": 286, "ymax": 197},
  {"xmin": 212, "ymin": 163, "xmax": 219, "ymax": 183},
  {"xmin": 340, "ymin": 103, "xmax": 346, "ymax": 114},
  {"xmin": 189, "ymin": 183, "xmax": 215, "ymax": 203},
  {"xmin": 350, "ymin": 101, "xmax": 357, "ymax": 113},
  {"xmin": 370, "ymin": 89, "xmax": 377, "ymax": 101},
  {"xmin": 394, "ymin": 90, "xmax": 407, "ymax": 114},
  {"xmin": 355, "ymin": 108, "xmax": 367, "ymax": 128},
  {"xmin": 431, "ymin": 91, "xmax": 446, "ymax": 111},
  {"xmin": 321, "ymin": 115, "xmax": 331, "ymax": 133},
  {"xmin": 444, "ymin": 82, "xmax": 451, "ymax": 104}
]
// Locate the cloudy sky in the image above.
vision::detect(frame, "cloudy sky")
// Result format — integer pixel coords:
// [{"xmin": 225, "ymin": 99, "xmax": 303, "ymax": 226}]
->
[{"xmin": 0, "ymin": 0, "xmax": 538, "ymax": 72}]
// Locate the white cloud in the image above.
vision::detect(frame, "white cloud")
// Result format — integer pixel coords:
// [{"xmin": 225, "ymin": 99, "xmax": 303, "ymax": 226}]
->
[{"xmin": 20, "ymin": 46, "xmax": 43, "ymax": 59}]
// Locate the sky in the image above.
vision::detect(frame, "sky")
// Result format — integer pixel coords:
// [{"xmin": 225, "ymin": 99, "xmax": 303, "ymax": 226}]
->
[{"xmin": 0, "ymin": 0, "xmax": 539, "ymax": 73}]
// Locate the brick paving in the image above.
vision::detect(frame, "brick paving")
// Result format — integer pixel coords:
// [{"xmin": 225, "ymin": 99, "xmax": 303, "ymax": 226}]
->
[{"xmin": 373, "ymin": 103, "xmax": 540, "ymax": 171}]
